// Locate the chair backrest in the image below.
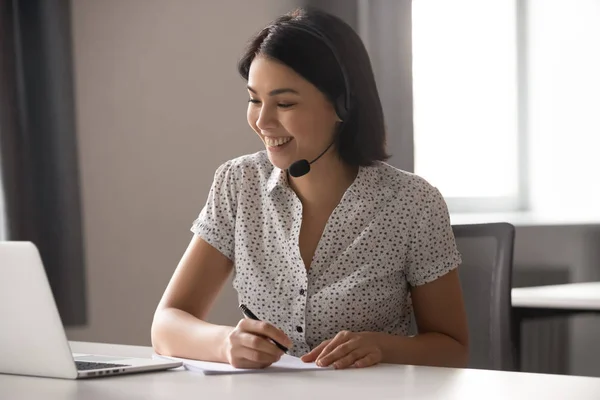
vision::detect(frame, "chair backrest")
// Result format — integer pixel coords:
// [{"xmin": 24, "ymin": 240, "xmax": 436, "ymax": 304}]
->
[{"xmin": 452, "ymin": 222, "xmax": 516, "ymax": 371}]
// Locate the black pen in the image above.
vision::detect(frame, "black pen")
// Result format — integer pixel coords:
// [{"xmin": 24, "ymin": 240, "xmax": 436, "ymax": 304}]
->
[{"xmin": 239, "ymin": 304, "xmax": 289, "ymax": 353}]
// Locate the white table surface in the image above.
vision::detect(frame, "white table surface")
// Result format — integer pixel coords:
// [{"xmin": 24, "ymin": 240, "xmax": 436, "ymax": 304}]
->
[
  {"xmin": 512, "ymin": 282, "xmax": 600, "ymax": 310},
  {"xmin": 1, "ymin": 341, "xmax": 600, "ymax": 399}
]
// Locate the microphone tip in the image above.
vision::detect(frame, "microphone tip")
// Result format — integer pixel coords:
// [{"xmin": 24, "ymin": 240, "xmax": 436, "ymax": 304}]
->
[{"xmin": 288, "ymin": 159, "xmax": 310, "ymax": 178}]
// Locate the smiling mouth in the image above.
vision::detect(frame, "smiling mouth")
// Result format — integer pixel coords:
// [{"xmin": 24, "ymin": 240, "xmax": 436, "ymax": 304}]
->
[{"xmin": 264, "ymin": 136, "xmax": 293, "ymax": 147}]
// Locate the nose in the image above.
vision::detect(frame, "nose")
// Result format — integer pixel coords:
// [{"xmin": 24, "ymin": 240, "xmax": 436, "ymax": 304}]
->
[{"xmin": 255, "ymin": 105, "xmax": 278, "ymax": 131}]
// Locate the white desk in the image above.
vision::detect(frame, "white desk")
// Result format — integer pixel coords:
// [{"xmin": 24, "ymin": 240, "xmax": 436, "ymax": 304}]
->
[
  {"xmin": 1, "ymin": 342, "xmax": 600, "ymax": 399},
  {"xmin": 512, "ymin": 282, "xmax": 600, "ymax": 310}
]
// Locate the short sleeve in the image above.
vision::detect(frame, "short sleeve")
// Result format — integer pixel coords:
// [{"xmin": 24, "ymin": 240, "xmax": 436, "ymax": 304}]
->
[
  {"xmin": 191, "ymin": 160, "xmax": 238, "ymax": 261},
  {"xmin": 406, "ymin": 185, "xmax": 462, "ymax": 287}
]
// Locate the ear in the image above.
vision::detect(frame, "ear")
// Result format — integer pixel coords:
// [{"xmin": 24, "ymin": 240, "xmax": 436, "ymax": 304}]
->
[{"xmin": 333, "ymin": 107, "xmax": 343, "ymax": 123}]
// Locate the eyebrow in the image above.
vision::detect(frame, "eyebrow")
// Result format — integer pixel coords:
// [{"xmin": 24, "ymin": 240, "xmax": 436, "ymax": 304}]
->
[{"xmin": 247, "ymin": 86, "xmax": 300, "ymax": 96}]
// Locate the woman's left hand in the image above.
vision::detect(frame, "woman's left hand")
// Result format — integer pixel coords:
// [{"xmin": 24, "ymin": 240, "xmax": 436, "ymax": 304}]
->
[{"xmin": 300, "ymin": 331, "xmax": 382, "ymax": 369}]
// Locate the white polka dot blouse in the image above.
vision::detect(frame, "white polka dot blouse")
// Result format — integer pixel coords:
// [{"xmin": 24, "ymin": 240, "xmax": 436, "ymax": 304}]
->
[{"xmin": 192, "ymin": 150, "xmax": 462, "ymax": 357}]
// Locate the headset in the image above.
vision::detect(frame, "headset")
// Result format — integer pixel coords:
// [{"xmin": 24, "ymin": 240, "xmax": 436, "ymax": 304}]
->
[
  {"xmin": 283, "ymin": 22, "xmax": 352, "ymax": 177},
  {"xmin": 284, "ymin": 22, "xmax": 351, "ymax": 122}
]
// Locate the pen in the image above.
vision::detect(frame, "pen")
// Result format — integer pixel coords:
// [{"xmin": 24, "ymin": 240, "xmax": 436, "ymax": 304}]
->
[{"xmin": 239, "ymin": 304, "xmax": 289, "ymax": 353}]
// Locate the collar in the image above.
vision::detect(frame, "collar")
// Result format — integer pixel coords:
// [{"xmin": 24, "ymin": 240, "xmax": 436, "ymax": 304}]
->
[
  {"xmin": 266, "ymin": 166, "xmax": 288, "ymax": 195},
  {"xmin": 264, "ymin": 162, "xmax": 392, "ymax": 202}
]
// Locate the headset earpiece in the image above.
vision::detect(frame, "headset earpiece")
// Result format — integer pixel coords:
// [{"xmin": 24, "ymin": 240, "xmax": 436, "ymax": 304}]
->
[{"xmin": 334, "ymin": 94, "xmax": 348, "ymax": 122}]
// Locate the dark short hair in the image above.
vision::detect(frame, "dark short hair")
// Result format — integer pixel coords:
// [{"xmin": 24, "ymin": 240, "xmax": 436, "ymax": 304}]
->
[{"xmin": 237, "ymin": 7, "xmax": 390, "ymax": 166}]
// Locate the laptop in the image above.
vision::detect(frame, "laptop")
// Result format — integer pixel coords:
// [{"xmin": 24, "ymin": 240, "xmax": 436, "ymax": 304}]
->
[{"xmin": 0, "ymin": 241, "xmax": 182, "ymax": 379}]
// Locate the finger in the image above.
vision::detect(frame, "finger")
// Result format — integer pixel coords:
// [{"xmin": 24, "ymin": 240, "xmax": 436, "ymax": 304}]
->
[
  {"xmin": 239, "ymin": 332, "xmax": 284, "ymax": 359},
  {"xmin": 317, "ymin": 338, "xmax": 360, "ymax": 367},
  {"xmin": 300, "ymin": 340, "xmax": 330, "ymax": 362},
  {"xmin": 315, "ymin": 331, "xmax": 352, "ymax": 365},
  {"xmin": 239, "ymin": 319, "xmax": 293, "ymax": 349},
  {"xmin": 331, "ymin": 347, "xmax": 371, "ymax": 369},
  {"xmin": 352, "ymin": 352, "xmax": 381, "ymax": 368},
  {"xmin": 239, "ymin": 344, "xmax": 282, "ymax": 365}
]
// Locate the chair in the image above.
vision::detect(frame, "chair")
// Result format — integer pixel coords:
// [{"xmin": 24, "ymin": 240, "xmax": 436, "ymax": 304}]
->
[{"xmin": 452, "ymin": 222, "xmax": 516, "ymax": 371}]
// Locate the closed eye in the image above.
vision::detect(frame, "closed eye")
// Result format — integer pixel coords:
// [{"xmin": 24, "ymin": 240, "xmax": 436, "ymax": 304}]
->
[
  {"xmin": 248, "ymin": 99, "xmax": 295, "ymax": 109},
  {"xmin": 277, "ymin": 103, "xmax": 295, "ymax": 108}
]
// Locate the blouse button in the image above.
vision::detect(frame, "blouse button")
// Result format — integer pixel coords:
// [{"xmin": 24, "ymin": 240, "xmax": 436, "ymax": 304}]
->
[
  {"xmin": 299, "ymin": 289, "xmax": 305, "ymax": 296},
  {"xmin": 296, "ymin": 326, "xmax": 303, "ymax": 333}
]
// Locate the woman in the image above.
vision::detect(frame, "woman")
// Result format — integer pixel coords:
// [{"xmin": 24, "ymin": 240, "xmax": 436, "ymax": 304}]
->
[{"xmin": 151, "ymin": 7, "xmax": 468, "ymax": 370}]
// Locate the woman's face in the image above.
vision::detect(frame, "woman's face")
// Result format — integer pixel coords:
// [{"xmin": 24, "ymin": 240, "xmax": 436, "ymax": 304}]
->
[{"xmin": 246, "ymin": 55, "xmax": 340, "ymax": 171}]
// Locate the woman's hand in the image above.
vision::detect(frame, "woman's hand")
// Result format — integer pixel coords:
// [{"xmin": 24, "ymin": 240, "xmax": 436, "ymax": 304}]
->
[
  {"xmin": 222, "ymin": 319, "xmax": 293, "ymax": 369},
  {"xmin": 301, "ymin": 331, "xmax": 382, "ymax": 369}
]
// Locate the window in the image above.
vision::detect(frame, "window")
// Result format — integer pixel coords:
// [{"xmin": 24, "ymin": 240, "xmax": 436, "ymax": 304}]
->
[
  {"xmin": 412, "ymin": 0, "xmax": 600, "ymax": 217},
  {"xmin": 412, "ymin": 0, "xmax": 524, "ymax": 213},
  {"xmin": 526, "ymin": 0, "xmax": 600, "ymax": 215}
]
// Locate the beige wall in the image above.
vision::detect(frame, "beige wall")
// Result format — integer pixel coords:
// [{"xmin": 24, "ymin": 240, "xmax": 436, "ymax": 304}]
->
[{"xmin": 67, "ymin": 0, "xmax": 299, "ymax": 345}]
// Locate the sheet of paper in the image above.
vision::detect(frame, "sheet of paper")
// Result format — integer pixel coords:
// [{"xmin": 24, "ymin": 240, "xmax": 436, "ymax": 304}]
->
[{"xmin": 152, "ymin": 353, "xmax": 332, "ymax": 375}]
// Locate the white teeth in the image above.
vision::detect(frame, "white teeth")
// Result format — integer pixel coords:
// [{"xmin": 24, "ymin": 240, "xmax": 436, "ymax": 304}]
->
[{"xmin": 264, "ymin": 137, "xmax": 292, "ymax": 147}]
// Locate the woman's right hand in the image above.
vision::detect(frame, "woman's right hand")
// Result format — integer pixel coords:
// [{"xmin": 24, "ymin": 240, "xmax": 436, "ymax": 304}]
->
[{"xmin": 222, "ymin": 319, "xmax": 293, "ymax": 369}]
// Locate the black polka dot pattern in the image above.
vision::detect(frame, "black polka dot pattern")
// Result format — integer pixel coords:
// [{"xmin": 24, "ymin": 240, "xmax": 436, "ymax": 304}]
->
[{"xmin": 192, "ymin": 151, "xmax": 462, "ymax": 357}]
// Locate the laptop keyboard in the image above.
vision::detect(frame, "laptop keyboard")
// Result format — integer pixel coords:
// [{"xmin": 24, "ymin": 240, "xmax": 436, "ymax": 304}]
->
[{"xmin": 76, "ymin": 361, "xmax": 130, "ymax": 371}]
